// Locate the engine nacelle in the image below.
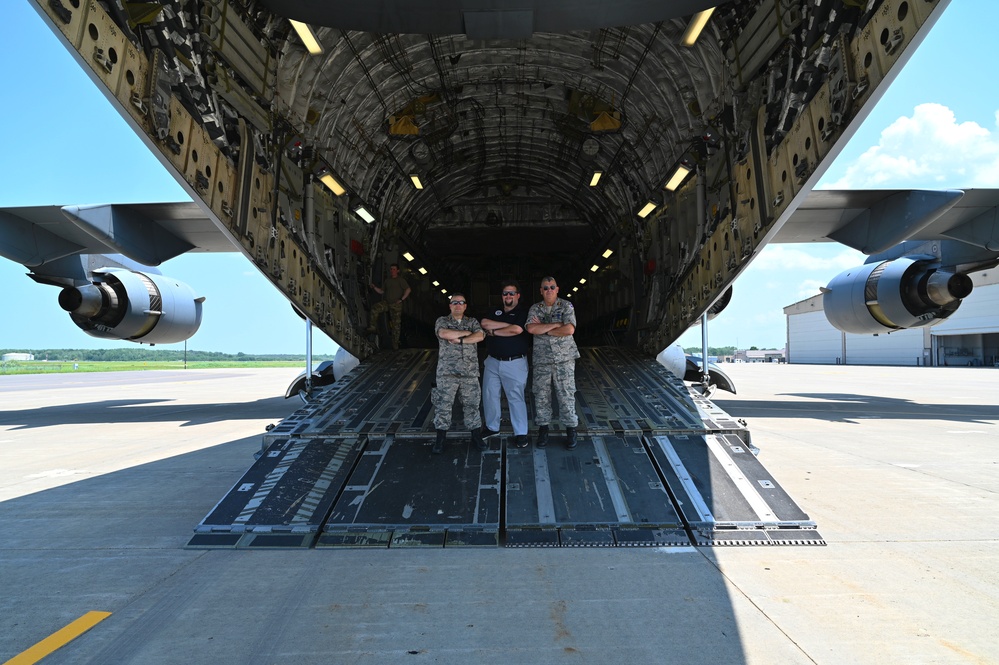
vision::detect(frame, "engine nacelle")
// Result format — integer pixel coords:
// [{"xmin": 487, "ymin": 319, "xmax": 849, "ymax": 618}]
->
[
  {"xmin": 58, "ymin": 268, "xmax": 204, "ymax": 344},
  {"xmin": 823, "ymin": 257, "xmax": 972, "ymax": 335}
]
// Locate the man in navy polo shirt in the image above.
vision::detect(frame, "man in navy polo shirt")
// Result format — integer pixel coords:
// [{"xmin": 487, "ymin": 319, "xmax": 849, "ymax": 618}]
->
[{"xmin": 479, "ymin": 280, "xmax": 531, "ymax": 448}]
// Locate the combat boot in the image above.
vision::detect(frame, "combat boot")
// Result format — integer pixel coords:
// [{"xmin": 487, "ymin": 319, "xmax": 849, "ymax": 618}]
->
[
  {"xmin": 471, "ymin": 427, "xmax": 487, "ymax": 451},
  {"xmin": 536, "ymin": 425, "xmax": 549, "ymax": 448},
  {"xmin": 432, "ymin": 429, "xmax": 446, "ymax": 454},
  {"xmin": 565, "ymin": 427, "xmax": 578, "ymax": 450}
]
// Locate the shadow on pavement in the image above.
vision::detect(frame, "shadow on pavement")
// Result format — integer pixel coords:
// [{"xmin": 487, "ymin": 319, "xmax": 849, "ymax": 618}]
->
[{"xmin": 715, "ymin": 392, "xmax": 999, "ymax": 424}]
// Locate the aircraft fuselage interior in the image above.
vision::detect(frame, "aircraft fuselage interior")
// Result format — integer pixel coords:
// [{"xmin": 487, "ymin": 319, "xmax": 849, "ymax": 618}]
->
[{"xmin": 28, "ymin": 0, "xmax": 946, "ymax": 358}]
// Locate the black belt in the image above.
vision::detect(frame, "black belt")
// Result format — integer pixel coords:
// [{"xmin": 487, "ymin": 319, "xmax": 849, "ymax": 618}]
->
[{"xmin": 490, "ymin": 354, "xmax": 526, "ymax": 362}]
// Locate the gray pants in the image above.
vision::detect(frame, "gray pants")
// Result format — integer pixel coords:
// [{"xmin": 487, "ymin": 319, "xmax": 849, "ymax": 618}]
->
[{"xmin": 482, "ymin": 356, "xmax": 528, "ymax": 435}]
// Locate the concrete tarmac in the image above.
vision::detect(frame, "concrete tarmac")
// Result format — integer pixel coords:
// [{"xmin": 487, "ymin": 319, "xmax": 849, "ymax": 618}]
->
[{"xmin": 1, "ymin": 364, "xmax": 997, "ymax": 664}]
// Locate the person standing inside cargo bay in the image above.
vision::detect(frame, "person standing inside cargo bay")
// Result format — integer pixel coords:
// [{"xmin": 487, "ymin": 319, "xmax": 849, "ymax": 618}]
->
[
  {"xmin": 479, "ymin": 280, "xmax": 531, "ymax": 449},
  {"xmin": 367, "ymin": 263, "xmax": 411, "ymax": 350},
  {"xmin": 526, "ymin": 276, "xmax": 580, "ymax": 449},
  {"xmin": 432, "ymin": 293, "xmax": 486, "ymax": 454}
]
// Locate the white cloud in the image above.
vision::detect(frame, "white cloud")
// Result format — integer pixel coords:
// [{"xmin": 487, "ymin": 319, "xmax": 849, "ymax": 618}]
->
[
  {"xmin": 796, "ymin": 279, "xmax": 825, "ymax": 299},
  {"xmin": 825, "ymin": 103, "xmax": 999, "ymax": 189}
]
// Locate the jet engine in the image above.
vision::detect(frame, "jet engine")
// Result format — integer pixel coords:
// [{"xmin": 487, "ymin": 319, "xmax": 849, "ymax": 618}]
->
[
  {"xmin": 823, "ymin": 257, "xmax": 973, "ymax": 335},
  {"xmin": 57, "ymin": 268, "xmax": 204, "ymax": 344}
]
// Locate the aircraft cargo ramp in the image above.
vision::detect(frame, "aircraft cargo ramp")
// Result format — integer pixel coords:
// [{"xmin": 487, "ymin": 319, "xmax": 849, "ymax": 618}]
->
[{"xmin": 189, "ymin": 348, "xmax": 822, "ymax": 549}]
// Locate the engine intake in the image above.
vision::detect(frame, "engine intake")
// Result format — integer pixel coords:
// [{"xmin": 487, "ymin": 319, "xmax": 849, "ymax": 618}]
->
[
  {"xmin": 58, "ymin": 268, "xmax": 204, "ymax": 344},
  {"xmin": 823, "ymin": 257, "xmax": 971, "ymax": 335}
]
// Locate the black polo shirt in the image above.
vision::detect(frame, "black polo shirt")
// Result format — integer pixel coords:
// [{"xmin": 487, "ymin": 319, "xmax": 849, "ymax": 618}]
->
[{"xmin": 481, "ymin": 303, "xmax": 530, "ymax": 359}]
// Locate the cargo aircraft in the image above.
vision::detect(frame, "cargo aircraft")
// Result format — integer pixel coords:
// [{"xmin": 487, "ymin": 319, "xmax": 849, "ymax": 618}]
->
[{"xmin": 3, "ymin": 0, "xmax": 999, "ymax": 548}]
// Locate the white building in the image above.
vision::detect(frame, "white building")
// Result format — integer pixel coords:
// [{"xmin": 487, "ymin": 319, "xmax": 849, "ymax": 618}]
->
[
  {"xmin": 785, "ymin": 270, "xmax": 999, "ymax": 366},
  {"xmin": 2, "ymin": 353, "xmax": 35, "ymax": 361},
  {"xmin": 733, "ymin": 349, "xmax": 786, "ymax": 363}
]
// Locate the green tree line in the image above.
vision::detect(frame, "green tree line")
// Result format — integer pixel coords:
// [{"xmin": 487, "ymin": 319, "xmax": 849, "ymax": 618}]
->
[
  {"xmin": 1, "ymin": 348, "xmax": 336, "ymax": 362},
  {"xmin": 683, "ymin": 346, "xmax": 737, "ymax": 356},
  {"xmin": 682, "ymin": 346, "xmax": 782, "ymax": 355}
]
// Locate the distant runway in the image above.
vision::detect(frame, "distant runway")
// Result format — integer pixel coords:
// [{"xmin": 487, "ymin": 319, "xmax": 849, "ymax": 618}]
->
[
  {"xmin": 0, "ymin": 369, "xmax": 280, "ymax": 399},
  {"xmin": 1, "ymin": 363, "xmax": 997, "ymax": 664},
  {"xmin": 0, "ymin": 368, "xmax": 242, "ymax": 391}
]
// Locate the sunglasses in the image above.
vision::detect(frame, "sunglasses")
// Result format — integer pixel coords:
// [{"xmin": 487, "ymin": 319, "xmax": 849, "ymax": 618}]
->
[
  {"xmin": 449, "ymin": 300, "xmax": 466, "ymax": 305},
  {"xmin": 541, "ymin": 285, "xmax": 557, "ymax": 291},
  {"xmin": 502, "ymin": 291, "xmax": 518, "ymax": 296}
]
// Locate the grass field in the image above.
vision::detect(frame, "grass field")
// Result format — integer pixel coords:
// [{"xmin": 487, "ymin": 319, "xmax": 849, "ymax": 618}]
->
[{"xmin": 0, "ymin": 360, "xmax": 307, "ymax": 375}]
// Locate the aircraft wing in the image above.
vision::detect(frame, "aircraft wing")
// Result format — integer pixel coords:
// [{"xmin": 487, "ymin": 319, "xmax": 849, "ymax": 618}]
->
[
  {"xmin": 0, "ymin": 202, "xmax": 234, "ymax": 345},
  {"xmin": 772, "ymin": 189, "xmax": 999, "ymax": 254},
  {"xmin": 771, "ymin": 188, "xmax": 999, "ymax": 336},
  {"xmin": 0, "ymin": 202, "xmax": 235, "ymax": 269}
]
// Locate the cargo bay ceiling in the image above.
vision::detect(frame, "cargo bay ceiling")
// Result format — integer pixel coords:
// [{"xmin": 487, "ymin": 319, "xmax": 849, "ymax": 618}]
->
[
  {"xmin": 273, "ymin": 0, "xmax": 723, "ymax": 260},
  {"xmin": 36, "ymin": 0, "xmax": 942, "ymax": 357}
]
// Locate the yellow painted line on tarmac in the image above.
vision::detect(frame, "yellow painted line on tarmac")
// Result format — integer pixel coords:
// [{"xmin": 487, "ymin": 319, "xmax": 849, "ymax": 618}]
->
[{"xmin": 4, "ymin": 611, "xmax": 111, "ymax": 665}]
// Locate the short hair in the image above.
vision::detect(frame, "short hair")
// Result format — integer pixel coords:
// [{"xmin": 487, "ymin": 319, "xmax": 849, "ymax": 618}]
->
[
  {"xmin": 389, "ymin": 263, "xmax": 400, "ymax": 270},
  {"xmin": 540, "ymin": 276, "xmax": 557, "ymax": 285},
  {"xmin": 449, "ymin": 292, "xmax": 466, "ymax": 301},
  {"xmin": 500, "ymin": 279, "xmax": 521, "ymax": 293}
]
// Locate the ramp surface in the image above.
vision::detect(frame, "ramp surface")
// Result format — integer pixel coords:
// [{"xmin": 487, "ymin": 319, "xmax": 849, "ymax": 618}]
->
[
  {"xmin": 190, "ymin": 348, "xmax": 822, "ymax": 548},
  {"xmin": 320, "ymin": 434, "xmax": 502, "ymax": 548}
]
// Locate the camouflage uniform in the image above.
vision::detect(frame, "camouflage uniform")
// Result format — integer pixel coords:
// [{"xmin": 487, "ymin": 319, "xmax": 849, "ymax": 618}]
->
[
  {"xmin": 527, "ymin": 297, "xmax": 579, "ymax": 427},
  {"xmin": 433, "ymin": 314, "xmax": 483, "ymax": 430},
  {"xmin": 369, "ymin": 275, "xmax": 410, "ymax": 350},
  {"xmin": 369, "ymin": 300, "xmax": 404, "ymax": 349}
]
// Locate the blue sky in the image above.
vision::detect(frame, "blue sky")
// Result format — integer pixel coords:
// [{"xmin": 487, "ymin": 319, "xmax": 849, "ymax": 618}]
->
[{"xmin": 1, "ymin": 1, "xmax": 997, "ymax": 354}]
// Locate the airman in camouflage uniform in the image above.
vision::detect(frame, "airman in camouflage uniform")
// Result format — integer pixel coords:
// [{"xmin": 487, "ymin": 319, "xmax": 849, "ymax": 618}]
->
[
  {"xmin": 367, "ymin": 263, "xmax": 411, "ymax": 350},
  {"xmin": 432, "ymin": 293, "xmax": 486, "ymax": 454},
  {"xmin": 526, "ymin": 276, "xmax": 580, "ymax": 449}
]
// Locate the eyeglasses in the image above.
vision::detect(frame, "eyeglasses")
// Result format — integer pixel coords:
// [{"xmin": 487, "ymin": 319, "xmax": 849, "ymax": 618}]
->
[
  {"xmin": 449, "ymin": 300, "xmax": 466, "ymax": 305},
  {"xmin": 541, "ymin": 285, "xmax": 557, "ymax": 291},
  {"xmin": 501, "ymin": 291, "xmax": 518, "ymax": 296}
]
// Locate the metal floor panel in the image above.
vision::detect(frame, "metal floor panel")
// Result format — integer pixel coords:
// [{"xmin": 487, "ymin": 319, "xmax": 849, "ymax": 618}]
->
[
  {"xmin": 189, "ymin": 435, "xmax": 365, "ymax": 548},
  {"xmin": 271, "ymin": 348, "xmax": 709, "ymax": 442},
  {"xmin": 692, "ymin": 393, "xmax": 752, "ymax": 433},
  {"xmin": 575, "ymin": 348, "xmax": 703, "ymax": 433},
  {"xmin": 266, "ymin": 350, "xmax": 441, "ymax": 442},
  {"xmin": 647, "ymin": 433, "xmax": 823, "ymax": 546},
  {"xmin": 321, "ymin": 434, "xmax": 501, "ymax": 548},
  {"xmin": 192, "ymin": 347, "xmax": 822, "ymax": 548},
  {"xmin": 505, "ymin": 434, "xmax": 688, "ymax": 547}
]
